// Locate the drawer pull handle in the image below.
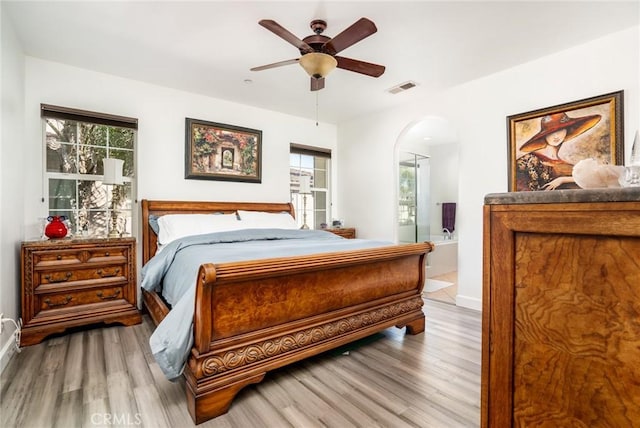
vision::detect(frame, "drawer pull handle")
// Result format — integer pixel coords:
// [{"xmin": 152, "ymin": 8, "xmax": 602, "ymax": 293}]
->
[
  {"xmin": 56, "ymin": 255, "xmax": 62, "ymax": 260},
  {"xmin": 105, "ymin": 252, "xmax": 110, "ymax": 257},
  {"xmin": 96, "ymin": 268, "xmax": 120, "ymax": 278},
  {"xmin": 97, "ymin": 290, "xmax": 121, "ymax": 300},
  {"xmin": 44, "ymin": 272, "xmax": 72, "ymax": 283},
  {"xmin": 44, "ymin": 295, "xmax": 72, "ymax": 307}
]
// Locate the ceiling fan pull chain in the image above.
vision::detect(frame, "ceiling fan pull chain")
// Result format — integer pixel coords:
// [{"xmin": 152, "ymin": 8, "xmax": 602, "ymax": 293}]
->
[{"xmin": 316, "ymin": 91, "xmax": 319, "ymax": 126}]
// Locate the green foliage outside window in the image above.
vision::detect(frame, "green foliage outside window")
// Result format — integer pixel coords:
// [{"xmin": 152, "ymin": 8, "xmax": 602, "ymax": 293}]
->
[{"xmin": 44, "ymin": 118, "xmax": 135, "ymax": 236}]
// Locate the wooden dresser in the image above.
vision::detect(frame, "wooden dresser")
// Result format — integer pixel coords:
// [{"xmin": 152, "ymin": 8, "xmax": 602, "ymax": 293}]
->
[
  {"xmin": 482, "ymin": 188, "xmax": 640, "ymax": 427},
  {"xmin": 20, "ymin": 237, "xmax": 141, "ymax": 346},
  {"xmin": 325, "ymin": 227, "xmax": 356, "ymax": 239}
]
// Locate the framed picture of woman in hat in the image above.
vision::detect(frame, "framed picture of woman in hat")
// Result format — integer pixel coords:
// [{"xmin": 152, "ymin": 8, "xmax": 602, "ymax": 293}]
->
[{"xmin": 507, "ymin": 91, "xmax": 624, "ymax": 192}]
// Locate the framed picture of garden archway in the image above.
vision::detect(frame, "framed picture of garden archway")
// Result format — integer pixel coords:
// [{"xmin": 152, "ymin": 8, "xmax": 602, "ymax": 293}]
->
[
  {"xmin": 185, "ymin": 118, "xmax": 262, "ymax": 183},
  {"xmin": 507, "ymin": 91, "xmax": 624, "ymax": 192}
]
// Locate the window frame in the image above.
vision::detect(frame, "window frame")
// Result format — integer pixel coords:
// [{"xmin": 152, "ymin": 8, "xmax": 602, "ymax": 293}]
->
[
  {"xmin": 41, "ymin": 104, "xmax": 138, "ymax": 238},
  {"xmin": 290, "ymin": 143, "xmax": 332, "ymax": 229}
]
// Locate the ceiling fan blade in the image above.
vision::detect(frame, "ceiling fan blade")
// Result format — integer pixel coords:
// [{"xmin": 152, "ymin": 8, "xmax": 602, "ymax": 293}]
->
[
  {"xmin": 311, "ymin": 77, "xmax": 325, "ymax": 91},
  {"xmin": 322, "ymin": 17, "xmax": 377, "ymax": 55},
  {"xmin": 335, "ymin": 56, "xmax": 385, "ymax": 77},
  {"xmin": 250, "ymin": 58, "xmax": 299, "ymax": 72},
  {"xmin": 259, "ymin": 20, "xmax": 314, "ymax": 54}
]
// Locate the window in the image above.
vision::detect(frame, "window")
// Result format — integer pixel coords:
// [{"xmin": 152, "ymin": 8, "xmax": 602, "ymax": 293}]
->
[
  {"xmin": 42, "ymin": 104, "xmax": 137, "ymax": 237},
  {"xmin": 290, "ymin": 144, "xmax": 331, "ymax": 229}
]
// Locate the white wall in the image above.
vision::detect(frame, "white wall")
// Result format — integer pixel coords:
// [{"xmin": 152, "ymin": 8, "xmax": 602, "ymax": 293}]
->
[
  {"xmin": 0, "ymin": 5, "xmax": 26, "ymax": 371},
  {"xmin": 22, "ymin": 57, "xmax": 338, "ymax": 241},
  {"xmin": 339, "ymin": 26, "xmax": 639, "ymax": 310}
]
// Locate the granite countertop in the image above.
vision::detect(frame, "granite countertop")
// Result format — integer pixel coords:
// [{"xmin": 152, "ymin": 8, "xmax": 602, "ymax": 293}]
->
[
  {"xmin": 22, "ymin": 235, "xmax": 134, "ymax": 244},
  {"xmin": 485, "ymin": 187, "xmax": 640, "ymax": 205}
]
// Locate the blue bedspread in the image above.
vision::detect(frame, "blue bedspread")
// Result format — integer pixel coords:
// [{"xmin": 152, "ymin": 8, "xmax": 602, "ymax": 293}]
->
[{"xmin": 140, "ymin": 228, "xmax": 392, "ymax": 380}]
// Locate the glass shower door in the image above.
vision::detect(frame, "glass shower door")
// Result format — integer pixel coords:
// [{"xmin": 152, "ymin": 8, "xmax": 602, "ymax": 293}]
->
[{"xmin": 398, "ymin": 152, "xmax": 430, "ymax": 243}]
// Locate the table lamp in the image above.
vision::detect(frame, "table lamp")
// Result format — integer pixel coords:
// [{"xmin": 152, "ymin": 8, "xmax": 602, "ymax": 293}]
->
[{"xmin": 299, "ymin": 175, "xmax": 311, "ymax": 229}]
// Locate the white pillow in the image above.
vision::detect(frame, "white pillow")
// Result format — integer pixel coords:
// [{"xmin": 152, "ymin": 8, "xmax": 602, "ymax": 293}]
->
[
  {"xmin": 157, "ymin": 213, "xmax": 241, "ymax": 245},
  {"xmin": 237, "ymin": 210, "xmax": 298, "ymax": 229}
]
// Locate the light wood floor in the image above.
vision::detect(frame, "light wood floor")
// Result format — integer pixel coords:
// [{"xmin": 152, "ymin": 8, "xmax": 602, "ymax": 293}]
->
[
  {"xmin": 0, "ymin": 300, "xmax": 481, "ymax": 428},
  {"xmin": 424, "ymin": 272, "xmax": 458, "ymax": 305}
]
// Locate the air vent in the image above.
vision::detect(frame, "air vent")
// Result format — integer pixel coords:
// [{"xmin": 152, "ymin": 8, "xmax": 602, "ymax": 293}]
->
[{"xmin": 387, "ymin": 80, "xmax": 418, "ymax": 94}]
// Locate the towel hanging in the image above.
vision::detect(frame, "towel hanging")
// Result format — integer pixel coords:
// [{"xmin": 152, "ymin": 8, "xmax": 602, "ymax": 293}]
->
[{"xmin": 442, "ymin": 202, "xmax": 456, "ymax": 232}]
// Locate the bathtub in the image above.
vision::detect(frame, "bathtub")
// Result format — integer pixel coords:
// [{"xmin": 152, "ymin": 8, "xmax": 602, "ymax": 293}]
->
[{"xmin": 426, "ymin": 235, "xmax": 458, "ymax": 278}]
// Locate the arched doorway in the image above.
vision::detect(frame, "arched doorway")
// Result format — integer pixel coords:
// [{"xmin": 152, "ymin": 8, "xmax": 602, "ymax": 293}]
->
[{"xmin": 394, "ymin": 116, "xmax": 459, "ymax": 303}]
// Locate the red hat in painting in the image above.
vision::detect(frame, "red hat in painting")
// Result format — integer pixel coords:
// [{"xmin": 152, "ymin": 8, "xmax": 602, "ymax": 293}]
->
[{"xmin": 520, "ymin": 112, "xmax": 601, "ymax": 152}]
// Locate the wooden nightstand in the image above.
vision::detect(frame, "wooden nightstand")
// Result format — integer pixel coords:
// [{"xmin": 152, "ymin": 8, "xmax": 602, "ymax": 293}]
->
[
  {"xmin": 324, "ymin": 227, "xmax": 356, "ymax": 239},
  {"xmin": 20, "ymin": 237, "xmax": 141, "ymax": 346}
]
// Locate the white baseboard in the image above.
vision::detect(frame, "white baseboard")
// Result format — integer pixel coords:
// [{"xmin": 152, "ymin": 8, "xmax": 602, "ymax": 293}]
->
[
  {"xmin": 455, "ymin": 294, "xmax": 482, "ymax": 311},
  {"xmin": 0, "ymin": 335, "xmax": 18, "ymax": 375}
]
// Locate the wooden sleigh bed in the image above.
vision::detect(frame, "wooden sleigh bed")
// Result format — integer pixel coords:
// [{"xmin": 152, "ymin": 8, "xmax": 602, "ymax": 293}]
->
[{"xmin": 140, "ymin": 199, "xmax": 433, "ymax": 424}]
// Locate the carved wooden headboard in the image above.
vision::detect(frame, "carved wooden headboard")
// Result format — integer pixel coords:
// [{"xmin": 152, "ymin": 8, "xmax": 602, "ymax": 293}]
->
[{"xmin": 140, "ymin": 200, "xmax": 295, "ymax": 264}]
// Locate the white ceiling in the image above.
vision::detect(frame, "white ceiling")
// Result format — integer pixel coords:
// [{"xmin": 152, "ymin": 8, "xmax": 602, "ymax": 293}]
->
[{"xmin": 5, "ymin": 1, "xmax": 639, "ymax": 125}]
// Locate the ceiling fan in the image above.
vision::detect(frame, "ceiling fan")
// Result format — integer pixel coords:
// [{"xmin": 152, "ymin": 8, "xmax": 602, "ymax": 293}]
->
[{"xmin": 251, "ymin": 17, "xmax": 385, "ymax": 91}]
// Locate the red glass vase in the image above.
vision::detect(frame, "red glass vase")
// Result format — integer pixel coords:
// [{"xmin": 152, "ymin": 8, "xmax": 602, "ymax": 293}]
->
[{"xmin": 45, "ymin": 216, "xmax": 68, "ymax": 239}]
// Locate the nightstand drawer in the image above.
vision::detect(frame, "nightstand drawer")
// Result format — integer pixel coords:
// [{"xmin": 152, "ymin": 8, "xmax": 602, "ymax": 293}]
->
[
  {"xmin": 33, "ymin": 250, "xmax": 83, "ymax": 267},
  {"xmin": 33, "ymin": 247, "xmax": 128, "ymax": 268},
  {"xmin": 37, "ymin": 286, "xmax": 125, "ymax": 311},
  {"xmin": 86, "ymin": 247, "xmax": 128, "ymax": 263},
  {"xmin": 37, "ymin": 265, "xmax": 126, "ymax": 287}
]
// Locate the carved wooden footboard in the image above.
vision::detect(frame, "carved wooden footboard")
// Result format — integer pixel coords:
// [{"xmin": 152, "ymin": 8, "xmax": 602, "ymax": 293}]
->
[{"xmin": 140, "ymin": 200, "xmax": 432, "ymax": 424}]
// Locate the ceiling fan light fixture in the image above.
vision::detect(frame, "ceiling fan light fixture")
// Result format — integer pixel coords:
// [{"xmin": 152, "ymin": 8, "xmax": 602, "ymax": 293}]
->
[{"xmin": 299, "ymin": 52, "xmax": 337, "ymax": 79}]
